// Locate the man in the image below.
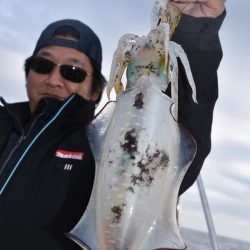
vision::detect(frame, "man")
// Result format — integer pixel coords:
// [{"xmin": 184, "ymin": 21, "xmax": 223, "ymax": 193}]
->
[
  {"xmin": 0, "ymin": 19, "xmax": 106, "ymax": 249},
  {"xmin": 0, "ymin": 0, "xmax": 225, "ymax": 249}
]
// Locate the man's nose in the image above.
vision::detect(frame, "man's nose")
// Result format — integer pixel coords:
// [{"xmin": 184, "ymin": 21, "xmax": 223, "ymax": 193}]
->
[{"xmin": 45, "ymin": 66, "xmax": 64, "ymax": 87}]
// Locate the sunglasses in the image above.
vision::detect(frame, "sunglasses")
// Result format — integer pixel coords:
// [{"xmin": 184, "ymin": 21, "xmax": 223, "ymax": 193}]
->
[{"xmin": 28, "ymin": 57, "xmax": 92, "ymax": 83}]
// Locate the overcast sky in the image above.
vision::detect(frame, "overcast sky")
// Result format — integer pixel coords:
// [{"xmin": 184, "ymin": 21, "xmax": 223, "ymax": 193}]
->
[{"xmin": 0, "ymin": 0, "xmax": 249, "ymax": 243}]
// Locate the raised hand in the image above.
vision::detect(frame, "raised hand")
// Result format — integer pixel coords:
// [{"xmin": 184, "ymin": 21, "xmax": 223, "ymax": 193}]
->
[{"xmin": 168, "ymin": 0, "xmax": 225, "ymax": 17}]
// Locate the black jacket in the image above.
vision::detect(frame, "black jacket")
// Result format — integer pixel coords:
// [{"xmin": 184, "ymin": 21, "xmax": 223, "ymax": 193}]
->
[
  {"xmin": 171, "ymin": 11, "xmax": 226, "ymax": 195},
  {"xmin": 0, "ymin": 95, "xmax": 96, "ymax": 249}
]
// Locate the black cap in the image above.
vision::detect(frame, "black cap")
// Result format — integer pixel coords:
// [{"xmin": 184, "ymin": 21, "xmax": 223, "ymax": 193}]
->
[{"xmin": 32, "ymin": 19, "xmax": 102, "ymax": 70}]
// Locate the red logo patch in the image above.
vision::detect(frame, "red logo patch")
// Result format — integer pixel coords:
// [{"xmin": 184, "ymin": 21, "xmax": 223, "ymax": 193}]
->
[{"xmin": 55, "ymin": 149, "xmax": 84, "ymax": 160}]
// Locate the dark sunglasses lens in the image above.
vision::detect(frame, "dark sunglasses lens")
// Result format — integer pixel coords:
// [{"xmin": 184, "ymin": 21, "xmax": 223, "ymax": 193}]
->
[
  {"xmin": 29, "ymin": 57, "xmax": 88, "ymax": 83},
  {"xmin": 60, "ymin": 65, "xmax": 87, "ymax": 83},
  {"xmin": 30, "ymin": 57, "xmax": 54, "ymax": 74}
]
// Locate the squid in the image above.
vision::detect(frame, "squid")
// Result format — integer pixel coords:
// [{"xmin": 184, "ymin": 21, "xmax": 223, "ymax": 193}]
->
[{"xmin": 68, "ymin": 0, "xmax": 198, "ymax": 249}]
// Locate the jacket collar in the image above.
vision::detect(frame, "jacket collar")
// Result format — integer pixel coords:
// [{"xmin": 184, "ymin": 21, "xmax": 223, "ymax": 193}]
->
[
  {"xmin": 0, "ymin": 94, "xmax": 96, "ymax": 129},
  {"xmin": 49, "ymin": 94, "xmax": 96, "ymax": 126}
]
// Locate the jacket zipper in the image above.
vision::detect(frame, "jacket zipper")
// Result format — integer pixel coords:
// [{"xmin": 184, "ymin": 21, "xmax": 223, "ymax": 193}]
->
[{"xmin": 0, "ymin": 95, "xmax": 75, "ymax": 195}]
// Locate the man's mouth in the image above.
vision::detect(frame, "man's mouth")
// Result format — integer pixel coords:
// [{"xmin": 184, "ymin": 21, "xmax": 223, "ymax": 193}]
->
[{"xmin": 43, "ymin": 93, "xmax": 65, "ymax": 100}]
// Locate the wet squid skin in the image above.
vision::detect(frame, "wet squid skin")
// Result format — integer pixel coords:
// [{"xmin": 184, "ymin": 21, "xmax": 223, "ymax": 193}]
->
[
  {"xmin": 69, "ymin": 79, "xmax": 196, "ymax": 250},
  {"xmin": 69, "ymin": 1, "xmax": 197, "ymax": 249},
  {"xmin": 100, "ymin": 80, "xmax": 196, "ymax": 249}
]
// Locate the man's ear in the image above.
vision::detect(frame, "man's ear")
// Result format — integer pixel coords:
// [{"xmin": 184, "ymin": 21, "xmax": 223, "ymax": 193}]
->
[{"xmin": 90, "ymin": 89, "xmax": 102, "ymax": 102}]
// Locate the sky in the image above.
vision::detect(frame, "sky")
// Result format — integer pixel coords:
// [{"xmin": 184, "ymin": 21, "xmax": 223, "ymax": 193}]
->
[{"xmin": 0, "ymin": 0, "xmax": 249, "ymax": 244}]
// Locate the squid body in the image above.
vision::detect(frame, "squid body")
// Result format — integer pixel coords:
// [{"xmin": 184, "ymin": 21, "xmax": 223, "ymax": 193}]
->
[{"xmin": 69, "ymin": 1, "xmax": 198, "ymax": 249}]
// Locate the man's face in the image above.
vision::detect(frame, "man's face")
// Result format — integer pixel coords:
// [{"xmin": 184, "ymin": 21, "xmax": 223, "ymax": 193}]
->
[{"xmin": 26, "ymin": 45, "xmax": 98, "ymax": 113}]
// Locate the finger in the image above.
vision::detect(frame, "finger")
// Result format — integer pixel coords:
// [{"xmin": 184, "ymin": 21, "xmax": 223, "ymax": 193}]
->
[{"xmin": 168, "ymin": 1, "xmax": 195, "ymax": 14}]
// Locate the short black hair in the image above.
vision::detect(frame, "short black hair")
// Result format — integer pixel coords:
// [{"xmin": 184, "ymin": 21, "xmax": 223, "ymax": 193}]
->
[{"xmin": 24, "ymin": 24, "xmax": 106, "ymax": 104}]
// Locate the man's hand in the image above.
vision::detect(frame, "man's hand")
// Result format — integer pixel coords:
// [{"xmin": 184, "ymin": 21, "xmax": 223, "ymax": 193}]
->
[{"xmin": 168, "ymin": 0, "xmax": 225, "ymax": 18}]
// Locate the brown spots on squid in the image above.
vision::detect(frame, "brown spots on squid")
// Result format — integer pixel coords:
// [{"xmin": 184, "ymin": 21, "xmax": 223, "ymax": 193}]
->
[
  {"xmin": 120, "ymin": 129, "xmax": 138, "ymax": 160},
  {"xmin": 119, "ymin": 169, "xmax": 126, "ymax": 176},
  {"xmin": 133, "ymin": 92, "xmax": 144, "ymax": 109},
  {"xmin": 135, "ymin": 62, "xmax": 157, "ymax": 76},
  {"xmin": 130, "ymin": 148, "xmax": 169, "ymax": 187},
  {"xmin": 111, "ymin": 203, "xmax": 126, "ymax": 224},
  {"xmin": 127, "ymin": 186, "xmax": 135, "ymax": 193}
]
